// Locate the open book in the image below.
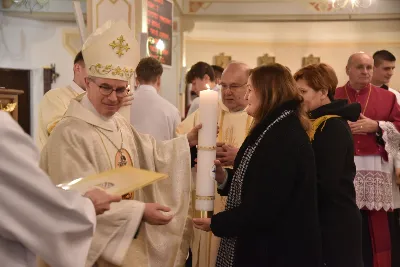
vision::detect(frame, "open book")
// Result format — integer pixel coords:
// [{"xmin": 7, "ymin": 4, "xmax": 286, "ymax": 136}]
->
[{"xmin": 56, "ymin": 166, "xmax": 168, "ymax": 195}]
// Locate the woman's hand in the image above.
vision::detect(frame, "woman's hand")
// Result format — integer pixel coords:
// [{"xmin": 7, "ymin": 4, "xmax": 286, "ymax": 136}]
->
[{"xmin": 193, "ymin": 218, "xmax": 211, "ymax": 232}]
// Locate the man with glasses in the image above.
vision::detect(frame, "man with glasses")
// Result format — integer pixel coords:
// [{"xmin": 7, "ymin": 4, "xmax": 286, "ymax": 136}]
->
[
  {"xmin": 39, "ymin": 20, "xmax": 201, "ymax": 267},
  {"xmin": 177, "ymin": 62, "xmax": 253, "ymax": 267},
  {"xmin": 36, "ymin": 51, "xmax": 134, "ymax": 151}
]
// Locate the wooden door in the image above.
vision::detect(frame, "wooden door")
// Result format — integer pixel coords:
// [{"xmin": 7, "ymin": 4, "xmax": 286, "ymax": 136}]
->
[{"xmin": 0, "ymin": 68, "xmax": 31, "ymax": 134}]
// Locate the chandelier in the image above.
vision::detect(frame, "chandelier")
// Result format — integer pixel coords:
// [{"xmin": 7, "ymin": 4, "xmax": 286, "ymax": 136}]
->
[
  {"xmin": 11, "ymin": 0, "xmax": 49, "ymax": 12},
  {"xmin": 330, "ymin": 0, "xmax": 373, "ymax": 9}
]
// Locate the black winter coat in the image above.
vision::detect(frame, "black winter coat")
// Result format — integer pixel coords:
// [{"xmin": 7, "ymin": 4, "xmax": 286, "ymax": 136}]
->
[
  {"xmin": 309, "ymin": 100, "xmax": 363, "ymax": 267},
  {"xmin": 211, "ymin": 100, "xmax": 322, "ymax": 267}
]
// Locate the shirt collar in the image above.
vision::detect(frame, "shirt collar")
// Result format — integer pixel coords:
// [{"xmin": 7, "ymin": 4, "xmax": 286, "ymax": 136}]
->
[
  {"xmin": 137, "ymin": 84, "xmax": 157, "ymax": 94},
  {"xmin": 346, "ymin": 81, "xmax": 370, "ymax": 95},
  {"xmin": 70, "ymin": 94, "xmax": 117, "ymax": 132},
  {"xmin": 70, "ymin": 81, "xmax": 85, "ymax": 94}
]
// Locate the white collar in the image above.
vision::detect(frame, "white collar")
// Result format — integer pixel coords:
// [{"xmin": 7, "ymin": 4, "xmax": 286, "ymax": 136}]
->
[
  {"xmin": 137, "ymin": 84, "xmax": 158, "ymax": 94},
  {"xmin": 70, "ymin": 81, "xmax": 85, "ymax": 94},
  {"xmin": 80, "ymin": 94, "xmax": 117, "ymax": 131}
]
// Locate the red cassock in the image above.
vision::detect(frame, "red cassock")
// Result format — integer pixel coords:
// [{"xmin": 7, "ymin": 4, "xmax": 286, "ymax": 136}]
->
[
  {"xmin": 335, "ymin": 82, "xmax": 400, "ymax": 267},
  {"xmin": 336, "ymin": 82, "xmax": 400, "ymax": 156}
]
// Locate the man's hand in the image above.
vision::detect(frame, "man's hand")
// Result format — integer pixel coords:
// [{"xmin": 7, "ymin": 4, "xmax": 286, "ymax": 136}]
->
[
  {"xmin": 348, "ymin": 114, "xmax": 379, "ymax": 134},
  {"xmin": 192, "ymin": 218, "xmax": 211, "ymax": 232},
  {"xmin": 84, "ymin": 188, "xmax": 122, "ymax": 215},
  {"xmin": 187, "ymin": 124, "xmax": 202, "ymax": 147},
  {"xmin": 143, "ymin": 203, "xmax": 173, "ymax": 225},
  {"xmin": 216, "ymin": 143, "xmax": 239, "ymax": 167},
  {"xmin": 121, "ymin": 89, "xmax": 134, "ymax": 107}
]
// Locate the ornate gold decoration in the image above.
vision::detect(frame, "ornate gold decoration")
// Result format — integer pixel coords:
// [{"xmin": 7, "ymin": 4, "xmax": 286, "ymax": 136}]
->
[
  {"xmin": 0, "ymin": 102, "xmax": 17, "ymax": 113},
  {"xmin": 89, "ymin": 64, "xmax": 135, "ymax": 79},
  {"xmin": 194, "ymin": 210, "xmax": 214, "ymax": 218},
  {"xmin": 257, "ymin": 53, "xmax": 276, "ymax": 66},
  {"xmin": 214, "ymin": 53, "xmax": 232, "ymax": 69},
  {"xmin": 197, "ymin": 145, "xmax": 217, "ymax": 151},
  {"xmin": 109, "ymin": 35, "xmax": 130, "ymax": 57},
  {"xmin": 196, "ymin": 195, "xmax": 215, "ymax": 201},
  {"xmin": 302, "ymin": 54, "xmax": 320, "ymax": 67}
]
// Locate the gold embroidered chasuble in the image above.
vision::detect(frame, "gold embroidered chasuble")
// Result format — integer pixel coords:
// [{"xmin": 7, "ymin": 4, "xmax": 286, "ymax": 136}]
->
[
  {"xmin": 176, "ymin": 100, "xmax": 253, "ymax": 267},
  {"xmin": 39, "ymin": 95, "xmax": 191, "ymax": 267}
]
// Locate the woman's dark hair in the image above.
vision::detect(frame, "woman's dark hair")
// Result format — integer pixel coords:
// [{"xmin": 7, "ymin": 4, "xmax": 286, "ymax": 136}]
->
[{"xmin": 250, "ymin": 63, "xmax": 311, "ymax": 131}]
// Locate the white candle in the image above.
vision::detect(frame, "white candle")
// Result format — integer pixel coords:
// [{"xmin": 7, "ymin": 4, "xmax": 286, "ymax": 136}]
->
[{"xmin": 195, "ymin": 85, "xmax": 219, "ymax": 216}]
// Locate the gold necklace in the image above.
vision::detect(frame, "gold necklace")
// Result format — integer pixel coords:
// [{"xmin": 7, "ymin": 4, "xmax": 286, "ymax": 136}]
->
[
  {"xmin": 95, "ymin": 121, "xmax": 128, "ymax": 167},
  {"xmin": 344, "ymin": 83, "xmax": 372, "ymax": 115}
]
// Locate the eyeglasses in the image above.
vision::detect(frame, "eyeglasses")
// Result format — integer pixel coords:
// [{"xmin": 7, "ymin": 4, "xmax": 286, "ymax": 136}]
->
[
  {"xmin": 89, "ymin": 79, "xmax": 128, "ymax": 97},
  {"xmin": 220, "ymin": 82, "xmax": 248, "ymax": 92}
]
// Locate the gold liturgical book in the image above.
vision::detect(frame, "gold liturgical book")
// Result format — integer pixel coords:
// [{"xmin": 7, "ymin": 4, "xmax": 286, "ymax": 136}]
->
[{"xmin": 57, "ymin": 166, "xmax": 167, "ymax": 195}]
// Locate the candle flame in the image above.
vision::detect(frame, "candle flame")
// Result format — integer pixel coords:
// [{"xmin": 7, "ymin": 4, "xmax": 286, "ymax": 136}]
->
[{"xmin": 206, "ymin": 84, "xmax": 210, "ymax": 90}]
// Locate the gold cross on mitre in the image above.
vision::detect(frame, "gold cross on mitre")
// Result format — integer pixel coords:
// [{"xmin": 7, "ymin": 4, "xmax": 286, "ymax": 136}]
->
[{"xmin": 109, "ymin": 35, "xmax": 130, "ymax": 57}]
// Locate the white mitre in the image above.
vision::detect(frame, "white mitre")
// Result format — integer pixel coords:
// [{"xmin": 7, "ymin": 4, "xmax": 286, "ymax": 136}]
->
[{"xmin": 82, "ymin": 20, "xmax": 137, "ymax": 82}]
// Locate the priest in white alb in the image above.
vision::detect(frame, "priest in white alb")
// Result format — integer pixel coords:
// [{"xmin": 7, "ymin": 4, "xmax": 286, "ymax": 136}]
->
[
  {"xmin": 177, "ymin": 62, "xmax": 253, "ymax": 267},
  {"xmin": 40, "ymin": 20, "xmax": 200, "ymax": 267}
]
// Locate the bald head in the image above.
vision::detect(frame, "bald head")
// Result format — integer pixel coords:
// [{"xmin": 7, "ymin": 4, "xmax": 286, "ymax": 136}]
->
[
  {"xmin": 346, "ymin": 52, "xmax": 373, "ymax": 90},
  {"xmin": 347, "ymin": 52, "xmax": 373, "ymax": 68},
  {"xmin": 220, "ymin": 61, "xmax": 250, "ymax": 112}
]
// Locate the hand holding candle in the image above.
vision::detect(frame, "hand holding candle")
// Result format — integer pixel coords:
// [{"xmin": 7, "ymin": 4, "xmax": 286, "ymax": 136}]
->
[{"xmin": 195, "ymin": 84, "xmax": 219, "ymax": 218}]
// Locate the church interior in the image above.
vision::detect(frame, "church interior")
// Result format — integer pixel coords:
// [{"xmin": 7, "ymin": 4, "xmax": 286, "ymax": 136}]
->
[
  {"xmin": 0, "ymin": 0, "xmax": 399, "ymax": 136},
  {"xmin": 1, "ymin": 1, "xmax": 400, "ymax": 267}
]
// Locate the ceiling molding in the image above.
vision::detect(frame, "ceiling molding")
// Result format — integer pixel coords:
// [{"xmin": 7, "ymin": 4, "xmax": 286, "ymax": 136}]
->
[
  {"xmin": 185, "ymin": 38, "xmax": 400, "ymax": 47},
  {"xmin": 181, "ymin": 13, "xmax": 400, "ymax": 22},
  {"xmin": 2, "ymin": 10, "xmax": 80, "ymax": 21}
]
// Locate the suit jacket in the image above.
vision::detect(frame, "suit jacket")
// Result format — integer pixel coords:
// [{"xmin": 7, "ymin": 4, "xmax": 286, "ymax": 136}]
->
[{"xmin": 212, "ymin": 100, "xmax": 322, "ymax": 267}]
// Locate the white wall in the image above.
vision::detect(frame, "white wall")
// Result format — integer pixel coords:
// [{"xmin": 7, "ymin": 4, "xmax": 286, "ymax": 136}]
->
[
  {"xmin": 0, "ymin": 15, "xmax": 77, "ymax": 88},
  {"xmin": 186, "ymin": 20, "xmax": 400, "ymax": 90}
]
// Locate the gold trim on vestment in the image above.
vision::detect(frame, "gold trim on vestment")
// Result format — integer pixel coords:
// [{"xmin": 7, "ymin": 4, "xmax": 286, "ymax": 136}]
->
[
  {"xmin": 196, "ymin": 195, "xmax": 215, "ymax": 201},
  {"xmin": 194, "ymin": 210, "xmax": 214, "ymax": 218},
  {"xmin": 197, "ymin": 145, "xmax": 217, "ymax": 151}
]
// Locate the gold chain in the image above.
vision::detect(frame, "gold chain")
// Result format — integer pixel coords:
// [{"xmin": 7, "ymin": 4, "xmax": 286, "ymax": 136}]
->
[{"xmin": 344, "ymin": 83, "xmax": 372, "ymax": 115}]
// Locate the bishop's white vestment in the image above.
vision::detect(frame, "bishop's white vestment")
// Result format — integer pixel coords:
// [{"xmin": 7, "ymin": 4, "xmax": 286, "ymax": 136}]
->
[{"xmin": 40, "ymin": 95, "xmax": 192, "ymax": 267}]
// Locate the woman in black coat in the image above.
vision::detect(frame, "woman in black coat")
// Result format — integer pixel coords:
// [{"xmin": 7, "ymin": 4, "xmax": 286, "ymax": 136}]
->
[
  {"xmin": 294, "ymin": 63, "xmax": 363, "ymax": 267},
  {"xmin": 193, "ymin": 63, "xmax": 322, "ymax": 267}
]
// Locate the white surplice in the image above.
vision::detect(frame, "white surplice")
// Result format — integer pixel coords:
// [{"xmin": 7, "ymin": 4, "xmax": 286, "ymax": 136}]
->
[
  {"xmin": 0, "ymin": 111, "xmax": 96, "ymax": 267},
  {"xmin": 130, "ymin": 85, "xmax": 181, "ymax": 141}
]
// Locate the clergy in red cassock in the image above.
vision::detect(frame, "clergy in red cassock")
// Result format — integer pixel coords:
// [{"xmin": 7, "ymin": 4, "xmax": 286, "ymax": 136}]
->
[{"xmin": 335, "ymin": 52, "xmax": 400, "ymax": 267}]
